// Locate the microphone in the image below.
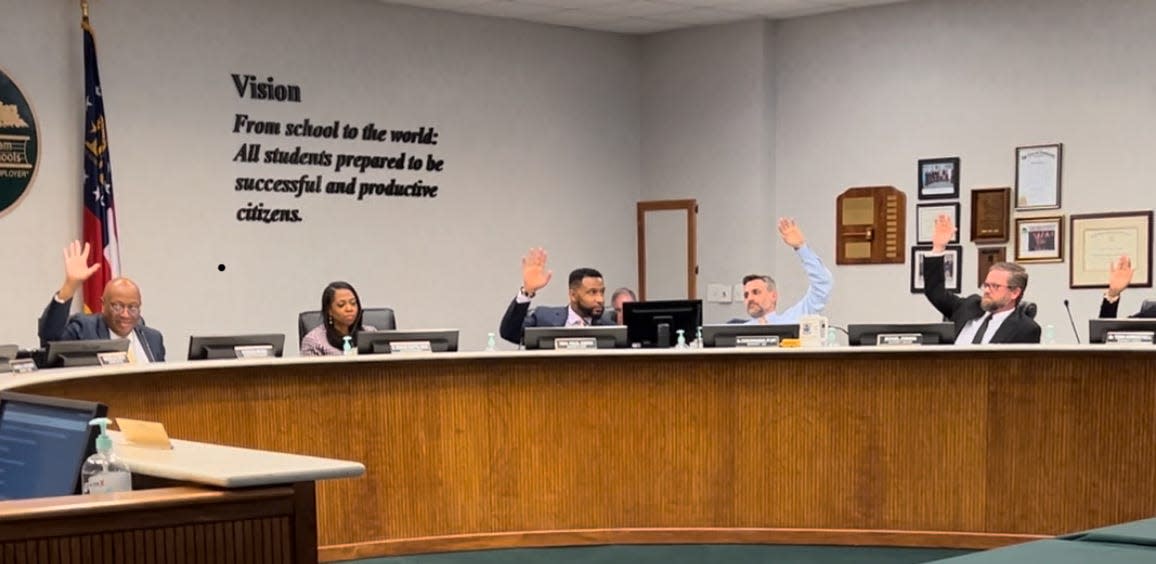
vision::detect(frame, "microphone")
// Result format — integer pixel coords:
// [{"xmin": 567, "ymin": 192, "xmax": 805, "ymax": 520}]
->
[{"xmin": 1063, "ymin": 299, "xmax": 1081, "ymax": 344}]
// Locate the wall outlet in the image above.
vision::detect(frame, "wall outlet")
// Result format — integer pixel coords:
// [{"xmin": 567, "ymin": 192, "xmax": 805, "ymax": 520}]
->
[{"xmin": 707, "ymin": 283, "xmax": 733, "ymax": 303}]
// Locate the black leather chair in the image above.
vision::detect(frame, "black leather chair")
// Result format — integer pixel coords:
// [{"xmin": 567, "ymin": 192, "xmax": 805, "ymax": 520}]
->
[
  {"xmin": 297, "ymin": 308, "xmax": 397, "ymax": 343},
  {"xmin": 1019, "ymin": 301, "xmax": 1037, "ymax": 319}
]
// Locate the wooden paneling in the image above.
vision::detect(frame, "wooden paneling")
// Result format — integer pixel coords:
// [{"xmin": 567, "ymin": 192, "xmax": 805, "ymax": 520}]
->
[
  {"xmin": 0, "ymin": 485, "xmax": 315, "ymax": 563},
  {"xmin": 12, "ymin": 349, "xmax": 1156, "ymax": 560}
]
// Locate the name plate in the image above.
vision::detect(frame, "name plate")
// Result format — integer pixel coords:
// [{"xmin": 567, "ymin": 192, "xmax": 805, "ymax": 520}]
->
[
  {"xmin": 735, "ymin": 336, "xmax": 779, "ymax": 348},
  {"xmin": 554, "ymin": 337, "xmax": 598, "ymax": 350},
  {"xmin": 97, "ymin": 351, "xmax": 131, "ymax": 366},
  {"xmin": 235, "ymin": 344, "xmax": 275, "ymax": 359},
  {"xmin": 876, "ymin": 333, "xmax": 923, "ymax": 346},
  {"xmin": 389, "ymin": 340, "xmax": 433, "ymax": 353},
  {"xmin": 9, "ymin": 359, "xmax": 37, "ymax": 374},
  {"xmin": 1105, "ymin": 331, "xmax": 1155, "ymax": 345}
]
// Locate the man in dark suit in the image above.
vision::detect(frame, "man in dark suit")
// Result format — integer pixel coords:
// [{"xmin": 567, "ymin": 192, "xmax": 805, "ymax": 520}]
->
[
  {"xmin": 498, "ymin": 247, "xmax": 610, "ymax": 345},
  {"xmin": 923, "ymin": 215, "xmax": 1040, "ymax": 344},
  {"xmin": 37, "ymin": 241, "xmax": 166, "ymax": 362}
]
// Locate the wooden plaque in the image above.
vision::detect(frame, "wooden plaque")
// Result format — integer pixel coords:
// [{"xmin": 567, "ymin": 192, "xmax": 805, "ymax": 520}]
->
[
  {"xmin": 970, "ymin": 187, "xmax": 1011, "ymax": 243},
  {"xmin": 977, "ymin": 247, "xmax": 1007, "ymax": 287},
  {"xmin": 836, "ymin": 186, "xmax": 906, "ymax": 264}
]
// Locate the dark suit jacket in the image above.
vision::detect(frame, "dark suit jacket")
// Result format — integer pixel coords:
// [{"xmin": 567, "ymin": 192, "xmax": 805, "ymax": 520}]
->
[
  {"xmin": 923, "ymin": 255, "xmax": 1040, "ymax": 344},
  {"xmin": 38, "ymin": 296, "xmax": 166, "ymax": 362},
  {"xmin": 498, "ymin": 298, "xmax": 612, "ymax": 345}
]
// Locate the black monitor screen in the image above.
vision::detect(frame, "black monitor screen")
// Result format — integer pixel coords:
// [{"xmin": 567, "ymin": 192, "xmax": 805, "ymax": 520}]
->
[
  {"xmin": 356, "ymin": 330, "xmax": 459, "ymax": 354},
  {"xmin": 1136, "ymin": 300, "xmax": 1156, "ymax": 318},
  {"xmin": 1089, "ymin": 319, "xmax": 1156, "ymax": 344},
  {"xmin": 847, "ymin": 323, "xmax": 956, "ymax": 346},
  {"xmin": 45, "ymin": 339, "xmax": 130, "ymax": 368},
  {"xmin": 623, "ymin": 299, "xmax": 703, "ymax": 348},
  {"xmin": 0, "ymin": 392, "xmax": 108, "ymax": 500},
  {"xmin": 187, "ymin": 334, "xmax": 286, "ymax": 360}
]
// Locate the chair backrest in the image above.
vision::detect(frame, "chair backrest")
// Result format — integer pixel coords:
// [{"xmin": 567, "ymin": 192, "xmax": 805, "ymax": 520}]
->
[
  {"xmin": 297, "ymin": 308, "xmax": 397, "ymax": 342},
  {"xmin": 1018, "ymin": 301, "xmax": 1037, "ymax": 319}
]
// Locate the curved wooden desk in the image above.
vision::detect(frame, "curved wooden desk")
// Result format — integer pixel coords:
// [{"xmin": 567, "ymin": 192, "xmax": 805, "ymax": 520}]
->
[{"xmin": 6, "ymin": 346, "xmax": 1155, "ymax": 561}]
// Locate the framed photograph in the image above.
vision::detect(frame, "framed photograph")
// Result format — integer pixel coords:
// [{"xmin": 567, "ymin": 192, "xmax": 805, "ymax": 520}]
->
[
  {"xmin": 911, "ymin": 245, "xmax": 963, "ymax": 294},
  {"xmin": 977, "ymin": 247, "xmax": 1007, "ymax": 288},
  {"xmin": 1015, "ymin": 216, "xmax": 1064, "ymax": 263},
  {"xmin": 970, "ymin": 187, "xmax": 1010, "ymax": 244},
  {"xmin": 915, "ymin": 202, "xmax": 960, "ymax": 244},
  {"xmin": 918, "ymin": 157, "xmax": 960, "ymax": 200},
  {"xmin": 1070, "ymin": 211, "xmax": 1153, "ymax": 288},
  {"xmin": 1015, "ymin": 143, "xmax": 1062, "ymax": 210}
]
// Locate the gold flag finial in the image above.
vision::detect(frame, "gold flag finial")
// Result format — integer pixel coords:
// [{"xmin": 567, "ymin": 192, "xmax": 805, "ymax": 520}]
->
[{"xmin": 81, "ymin": 0, "xmax": 89, "ymax": 21}]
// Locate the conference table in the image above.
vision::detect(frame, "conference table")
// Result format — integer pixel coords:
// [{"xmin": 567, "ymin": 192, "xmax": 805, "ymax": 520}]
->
[{"xmin": 3, "ymin": 345, "xmax": 1154, "ymax": 562}]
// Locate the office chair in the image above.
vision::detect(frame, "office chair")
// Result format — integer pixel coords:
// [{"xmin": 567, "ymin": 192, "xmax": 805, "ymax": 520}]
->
[{"xmin": 297, "ymin": 308, "xmax": 397, "ymax": 342}]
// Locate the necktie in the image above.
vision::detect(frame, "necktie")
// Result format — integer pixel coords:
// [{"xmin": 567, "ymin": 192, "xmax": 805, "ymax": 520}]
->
[
  {"xmin": 971, "ymin": 314, "xmax": 992, "ymax": 344},
  {"xmin": 126, "ymin": 342, "xmax": 137, "ymax": 364}
]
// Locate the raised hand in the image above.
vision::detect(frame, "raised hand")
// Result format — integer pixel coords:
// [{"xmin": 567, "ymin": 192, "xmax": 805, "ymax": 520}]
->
[
  {"xmin": 778, "ymin": 217, "xmax": 805, "ymax": 250},
  {"xmin": 931, "ymin": 214, "xmax": 956, "ymax": 253},
  {"xmin": 58, "ymin": 240, "xmax": 101, "ymax": 301},
  {"xmin": 1107, "ymin": 255, "xmax": 1134, "ymax": 298},
  {"xmin": 521, "ymin": 247, "xmax": 552, "ymax": 295}
]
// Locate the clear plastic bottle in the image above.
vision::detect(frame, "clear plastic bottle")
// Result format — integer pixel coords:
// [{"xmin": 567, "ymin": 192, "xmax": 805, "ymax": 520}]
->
[
  {"xmin": 81, "ymin": 418, "xmax": 132, "ymax": 494},
  {"xmin": 675, "ymin": 329, "xmax": 689, "ymax": 349},
  {"xmin": 1044, "ymin": 324, "xmax": 1056, "ymax": 345},
  {"xmin": 485, "ymin": 332, "xmax": 497, "ymax": 352},
  {"xmin": 342, "ymin": 335, "xmax": 354, "ymax": 355},
  {"xmin": 826, "ymin": 326, "xmax": 838, "ymax": 347},
  {"xmin": 693, "ymin": 326, "xmax": 704, "ymax": 349}
]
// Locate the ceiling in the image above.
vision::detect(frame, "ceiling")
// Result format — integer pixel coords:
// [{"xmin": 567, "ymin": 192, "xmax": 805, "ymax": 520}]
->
[{"xmin": 377, "ymin": 0, "xmax": 912, "ymax": 34}]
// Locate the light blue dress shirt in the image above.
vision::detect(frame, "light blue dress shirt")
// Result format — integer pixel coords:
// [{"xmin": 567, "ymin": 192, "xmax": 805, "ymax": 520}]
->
[{"xmin": 744, "ymin": 245, "xmax": 834, "ymax": 325}]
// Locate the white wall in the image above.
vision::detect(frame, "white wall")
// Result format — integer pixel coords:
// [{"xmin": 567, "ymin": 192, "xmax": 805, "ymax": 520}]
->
[
  {"xmin": 0, "ymin": 0, "xmax": 641, "ymax": 352},
  {"xmin": 641, "ymin": 0, "xmax": 1156, "ymax": 342}
]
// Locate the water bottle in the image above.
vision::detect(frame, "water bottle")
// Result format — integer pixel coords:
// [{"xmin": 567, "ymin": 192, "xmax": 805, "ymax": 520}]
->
[
  {"xmin": 81, "ymin": 418, "xmax": 132, "ymax": 494},
  {"xmin": 342, "ymin": 335, "xmax": 354, "ymax": 355},
  {"xmin": 485, "ymin": 332, "xmax": 497, "ymax": 352},
  {"xmin": 826, "ymin": 326, "xmax": 838, "ymax": 347},
  {"xmin": 1044, "ymin": 324, "xmax": 1056, "ymax": 345}
]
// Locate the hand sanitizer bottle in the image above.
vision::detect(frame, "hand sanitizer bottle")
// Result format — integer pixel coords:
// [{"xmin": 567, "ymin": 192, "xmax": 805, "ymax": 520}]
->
[
  {"xmin": 485, "ymin": 332, "xmax": 497, "ymax": 352},
  {"xmin": 81, "ymin": 418, "xmax": 132, "ymax": 494},
  {"xmin": 675, "ymin": 329, "xmax": 689, "ymax": 349},
  {"xmin": 694, "ymin": 326, "xmax": 704, "ymax": 349},
  {"xmin": 342, "ymin": 335, "xmax": 354, "ymax": 355}
]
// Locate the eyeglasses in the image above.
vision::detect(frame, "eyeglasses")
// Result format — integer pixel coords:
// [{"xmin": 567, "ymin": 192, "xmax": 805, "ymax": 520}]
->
[
  {"xmin": 981, "ymin": 283, "xmax": 1017, "ymax": 291},
  {"xmin": 106, "ymin": 303, "xmax": 141, "ymax": 315}
]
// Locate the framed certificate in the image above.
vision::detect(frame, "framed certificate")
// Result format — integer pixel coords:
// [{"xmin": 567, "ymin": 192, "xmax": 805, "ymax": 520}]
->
[
  {"xmin": 917, "ymin": 157, "xmax": 960, "ymax": 200},
  {"xmin": 1069, "ymin": 211, "xmax": 1153, "ymax": 288},
  {"xmin": 911, "ymin": 245, "xmax": 962, "ymax": 294},
  {"xmin": 1014, "ymin": 216, "xmax": 1064, "ymax": 263},
  {"xmin": 1015, "ymin": 143, "xmax": 1062, "ymax": 210},
  {"xmin": 915, "ymin": 202, "xmax": 960, "ymax": 244}
]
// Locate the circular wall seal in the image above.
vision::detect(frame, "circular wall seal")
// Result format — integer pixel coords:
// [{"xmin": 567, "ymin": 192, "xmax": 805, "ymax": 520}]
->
[{"xmin": 0, "ymin": 67, "xmax": 40, "ymax": 218}]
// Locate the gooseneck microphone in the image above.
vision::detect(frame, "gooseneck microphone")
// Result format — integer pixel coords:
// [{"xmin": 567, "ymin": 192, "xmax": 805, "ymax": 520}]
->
[{"xmin": 1063, "ymin": 299, "xmax": 1081, "ymax": 344}]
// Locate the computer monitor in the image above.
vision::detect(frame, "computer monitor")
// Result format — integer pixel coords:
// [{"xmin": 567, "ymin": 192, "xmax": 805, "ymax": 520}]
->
[
  {"xmin": 523, "ymin": 326, "xmax": 628, "ymax": 350},
  {"xmin": 1136, "ymin": 300, "xmax": 1156, "ymax": 318},
  {"xmin": 700, "ymin": 323, "xmax": 799, "ymax": 348},
  {"xmin": 44, "ymin": 339, "xmax": 131, "ymax": 368},
  {"xmin": 187, "ymin": 334, "xmax": 286, "ymax": 360},
  {"xmin": 623, "ymin": 299, "xmax": 703, "ymax": 348},
  {"xmin": 356, "ymin": 329, "xmax": 459, "ymax": 354},
  {"xmin": 0, "ymin": 392, "xmax": 108, "ymax": 501},
  {"xmin": 1089, "ymin": 319, "xmax": 1156, "ymax": 344},
  {"xmin": 847, "ymin": 323, "xmax": 956, "ymax": 346}
]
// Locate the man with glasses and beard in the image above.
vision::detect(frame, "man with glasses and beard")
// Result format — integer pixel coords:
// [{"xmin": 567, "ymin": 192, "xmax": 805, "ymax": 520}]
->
[
  {"xmin": 498, "ymin": 247, "xmax": 610, "ymax": 345},
  {"xmin": 923, "ymin": 215, "xmax": 1040, "ymax": 344},
  {"xmin": 37, "ymin": 240, "xmax": 166, "ymax": 362}
]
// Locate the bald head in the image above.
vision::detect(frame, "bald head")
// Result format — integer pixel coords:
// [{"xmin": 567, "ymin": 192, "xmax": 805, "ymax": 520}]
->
[{"xmin": 102, "ymin": 277, "xmax": 142, "ymax": 337}]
